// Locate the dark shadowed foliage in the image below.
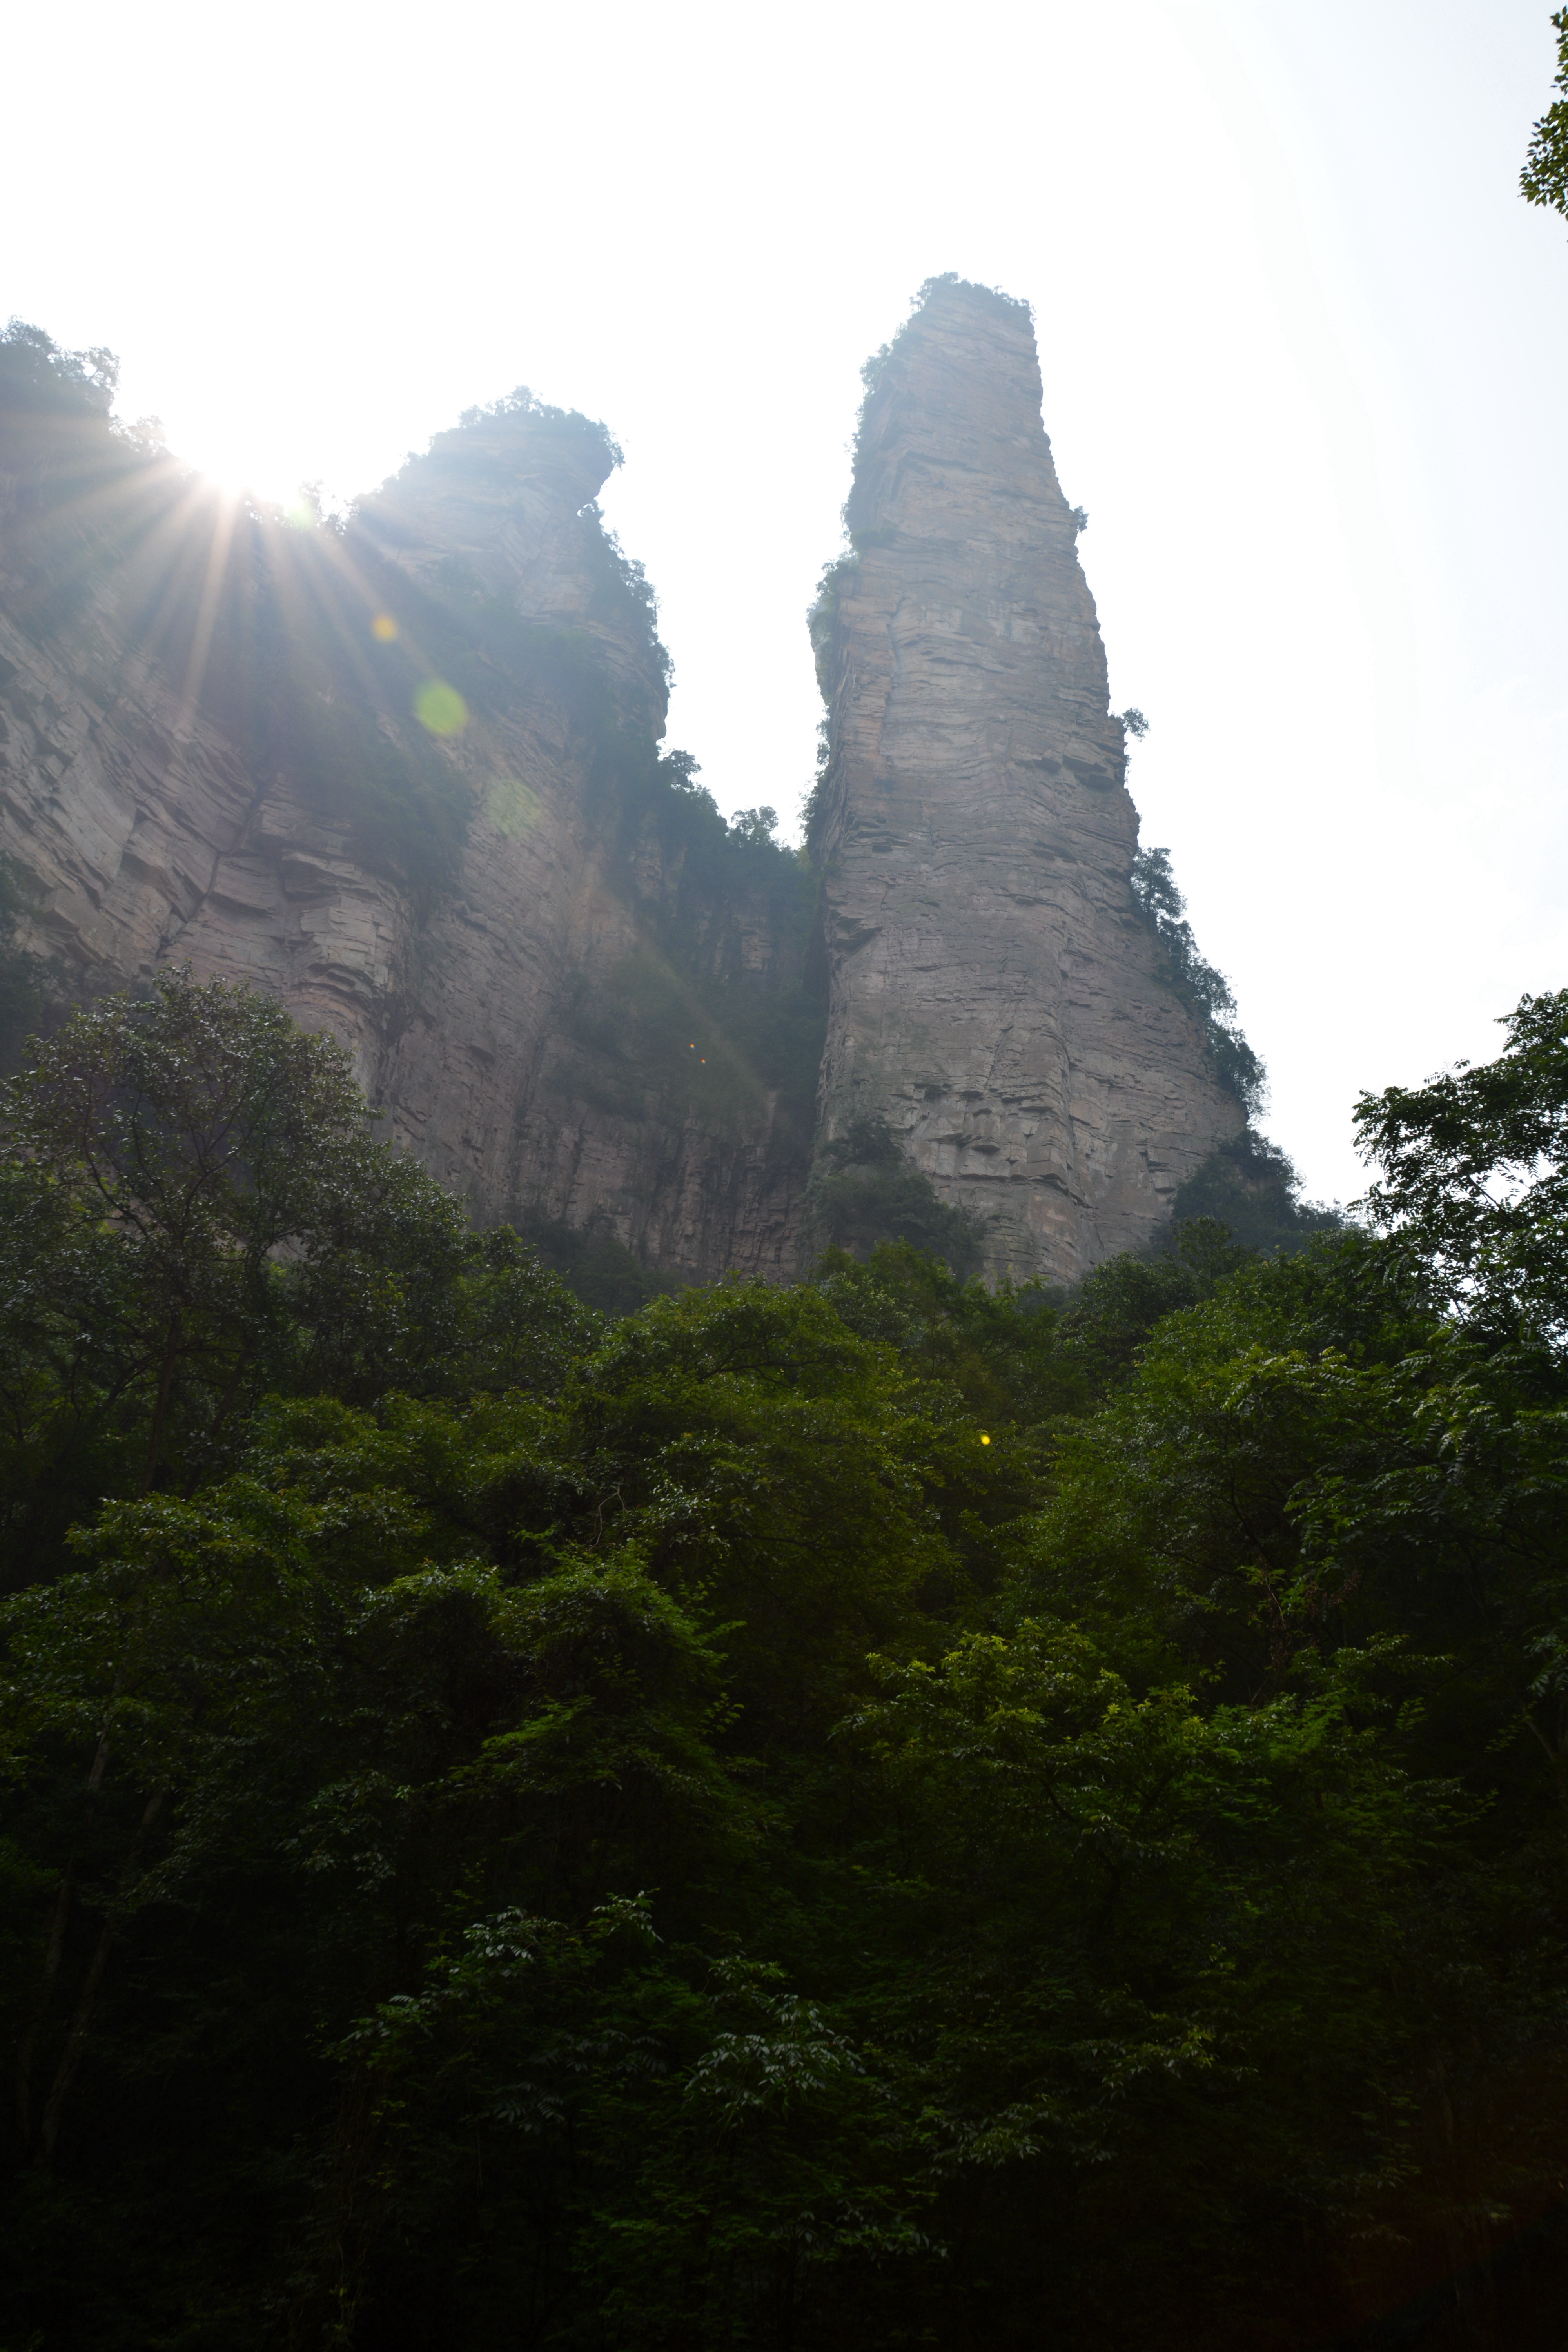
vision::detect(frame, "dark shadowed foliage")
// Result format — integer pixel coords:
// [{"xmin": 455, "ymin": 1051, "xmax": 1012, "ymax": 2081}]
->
[
  {"xmin": 1167, "ymin": 1130, "xmax": 1342, "ymax": 1256},
  {"xmin": 0, "ymin": 855, "xmax": 45, "ymax": 1078},
  {"xmin": 804, "ymin": 1117, "xmax": 986, "ymax": 1276},
  {"xmin": 518, "ymin": 1210, "xmax": 687, "ymax": 1319},
  {"xmin": 2, "ymin": 996, "xmax": 1567, "ymax": 2345}
]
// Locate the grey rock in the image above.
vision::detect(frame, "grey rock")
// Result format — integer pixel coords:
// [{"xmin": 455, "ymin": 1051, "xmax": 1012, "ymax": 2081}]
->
[
  {"xmin": 0, "ymin": 291, "xmax": 1241, "ymax": 1291},
  {"xmin": 809, "ymin": 278, "xmax": 1241, "ymax": 1283}
]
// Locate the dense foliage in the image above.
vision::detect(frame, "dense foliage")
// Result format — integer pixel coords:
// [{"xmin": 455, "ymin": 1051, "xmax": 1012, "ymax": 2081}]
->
[
  {"xmin": 804, "ymin": 1116, "xmax": 986, "ymax": 1275},
  {"xmin": 563, "ymin": 756, "xmax": 823, "ymax": 1152},
  {"xmin": 2, "ymin": 321, "xmax": 820, "ymax": 1161},
  {"xmin": 1168, "ymin": 1129, "xmax": 1341, "ymax": 1256},
  {"xmin": 1132, "ymin": 844, "xmax": 1268, "ymax": 1115},
  {"xmin": 0, "ymin": 855, "xmax": 44, "ymax": 1076},
  {"xmin": 0, "ymin": 971, "xmax": 588, "ymax": 1597},
  {"xmin": 1522, "ymin": 8, "xmax": 1568, "ymax": 219},
  {"xmin": 1, "ymin": 975, "xmax": 1566, "ymax": 2347}
]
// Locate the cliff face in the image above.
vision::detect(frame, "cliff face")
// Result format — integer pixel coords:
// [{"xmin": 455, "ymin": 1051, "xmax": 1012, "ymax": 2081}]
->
[
  {"xmin": 808, "ymin": 278, "xmax": 1241, "ymax": 1283},
  {"xmin": 0, "ymin": 296, "xmax": 1243, "ymax": 1292},
  {"xmin": 0, "ymin": 380, "xmax": 815, "ymax": 1278}
]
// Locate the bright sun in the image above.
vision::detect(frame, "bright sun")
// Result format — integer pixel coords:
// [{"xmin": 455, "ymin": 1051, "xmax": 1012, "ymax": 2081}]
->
[{"xmin": 180, "ymin": 427, "xmax": 314, "ymax": 512}]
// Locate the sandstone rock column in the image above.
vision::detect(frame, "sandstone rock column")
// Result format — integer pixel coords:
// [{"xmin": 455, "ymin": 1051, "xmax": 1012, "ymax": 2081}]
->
[{"xmin": 809, "ymin": 276, "xmax": 1242, "ymax": 1285}]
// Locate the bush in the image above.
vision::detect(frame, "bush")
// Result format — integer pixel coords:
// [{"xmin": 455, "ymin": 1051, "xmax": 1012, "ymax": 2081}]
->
[{"xmin": 804, "ymin": 1117, "xmax": 986, "ymax": 1276}]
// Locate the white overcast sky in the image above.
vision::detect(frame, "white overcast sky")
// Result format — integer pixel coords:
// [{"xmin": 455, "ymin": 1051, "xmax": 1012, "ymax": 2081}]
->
[{"xmin": 4, "ymin": 0, "xmax": 1566, "ymax": 1205}]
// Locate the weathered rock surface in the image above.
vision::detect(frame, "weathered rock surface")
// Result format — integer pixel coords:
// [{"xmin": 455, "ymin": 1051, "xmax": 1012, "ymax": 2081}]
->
[
  {"xmin": 1, "ymin": 290, "xmax": 1245, "ymax": 1291},
  {"xmin": 809, "ymin": 278, "xmax": 1242, "ymax": 1283},
  {"xmin": 0, "ymin": 401, "xmax": 813, "ymax": 1278}
]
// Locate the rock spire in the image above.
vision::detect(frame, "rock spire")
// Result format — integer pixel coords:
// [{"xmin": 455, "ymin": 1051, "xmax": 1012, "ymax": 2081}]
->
[
  {"xmin": 2, "ymin": 292, "xmax": 1247, "ymax": 1294},
  {"xmin": 809, "ymin": 276, "xmax": 1242, "ymax": 1284}
]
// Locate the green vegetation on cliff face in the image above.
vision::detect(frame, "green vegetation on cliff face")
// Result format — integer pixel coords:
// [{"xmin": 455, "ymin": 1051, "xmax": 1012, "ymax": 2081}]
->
[
  {"xmin": 570, "ymin": 764, "xmax": 825, "ymax": 1152},
  {"xmin": 2, "ymin": 973, "xmax": 1568, "ymax": 2348},
  {"xmin": 0, "ymin": 331, "xmax": 642, "ymax": 916},
  {"xmin": 1132, "ymin": 842, "xmax": 1267, "ymax": 1116},
  {"xmin": 804, "ymin": 1116, "xmax": 986, "ymax": 1275},
  {"xmin": 0, "ymin": 323, "xmax": 153, "ymax": 642},
  {"xmin": 2, "ymin": 324, "xmax": 821, "ymax": 1276},
  {"xmin": 1167, "ymin": 1129, "xmax": 1341, "ymax": 1257},
  {"xmin": 0, "ymin": 857, "xmax": 44, "ymax": 1076},
  {"xmin": 0, "ymin": 321, "xmax": 468, "ymax": 906}
]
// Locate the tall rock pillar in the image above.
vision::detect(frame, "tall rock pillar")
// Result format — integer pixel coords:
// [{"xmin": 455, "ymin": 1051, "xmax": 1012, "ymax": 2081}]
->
[{"xmin": 808, "ymin": 276, "xmax": 1243, "ymax": 1285}]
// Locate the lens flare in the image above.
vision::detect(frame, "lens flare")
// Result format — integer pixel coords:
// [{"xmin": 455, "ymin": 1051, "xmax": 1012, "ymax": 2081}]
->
[
  {"xmin": 484, "ymin": 775, "xmax": 541, "ymax": 837},
  {"xmin": 371, "ymin": 613, "xmax": 398, "ymax": 642},
  {"xmin": 415, "ymin": 679, "xmax": 468, "ymax": 737}
]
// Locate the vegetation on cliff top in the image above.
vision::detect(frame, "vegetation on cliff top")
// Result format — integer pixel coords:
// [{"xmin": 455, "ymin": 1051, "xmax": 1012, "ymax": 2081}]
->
[
  {"xmin": 0, "ymin": 321, "xmax": 470, "ymax": 907},
  {"xmin": 1, "ymin": 971, "xmax": 1567, "ymax": 2348},
  {"xmin": 2, "ymin": 322, "xmax": 822, "ymax": 1206},
  {"xmin": 809, "ymin": 294, "xmax": 1270, "ymax": 1141},
  {"xmin": 0, "ymin": 325, "xmax": 666, "ymax": 919},
  {"xmin": 850, "ymin": 272, "xmax": 1031, "ymax": 466}
]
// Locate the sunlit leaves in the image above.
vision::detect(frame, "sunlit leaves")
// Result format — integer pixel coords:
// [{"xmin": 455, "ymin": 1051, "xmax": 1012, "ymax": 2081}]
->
[{"xmin": 1355, "ymin": 985, "xmax": 1568, "ymax": 1343}]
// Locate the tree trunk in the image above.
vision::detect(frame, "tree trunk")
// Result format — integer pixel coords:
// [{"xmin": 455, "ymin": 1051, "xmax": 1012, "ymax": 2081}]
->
[
  {"xmin": 183, "ymin": 1338, "xmax": 250, "ymax": 1497},
  {"xmin": 140, "ymin": 1312, "xmax": 182, "ymax": 1494},
  {"xmin": 38, "ymin": 1789, "xmax": 163, "ymax": 2164},
  {"xmin": 16, "ymin": 1724, "xmax": 116, "ymax": 2145}
]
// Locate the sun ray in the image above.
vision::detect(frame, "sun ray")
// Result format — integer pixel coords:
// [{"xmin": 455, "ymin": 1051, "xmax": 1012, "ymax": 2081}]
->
[{"xmin": 169, "ymin": 491, "xmax": 238, "ymax": 746}]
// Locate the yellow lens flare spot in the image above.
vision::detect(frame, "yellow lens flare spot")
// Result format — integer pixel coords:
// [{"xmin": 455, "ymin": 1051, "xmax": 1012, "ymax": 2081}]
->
[
  {"xmin": 371, "ymin": 613, "xmax": 398, "ymax": 642},
  {"xmin": 415, "ymin": 679, "xmax": 468, "ymax": 737},
  {"xmin": 485, "ymin": 776, "xmax": 541, "ymax": 838},
  {"xmin": 980, "ymin": 1433, "xmax": 991, "ymax": 1445}
]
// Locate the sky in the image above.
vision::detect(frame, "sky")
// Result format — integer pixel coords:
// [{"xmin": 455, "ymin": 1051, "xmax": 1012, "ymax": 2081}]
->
[{"xmin": 4, "ymin": 0, "xmax": 1565, "ymax": 1206}]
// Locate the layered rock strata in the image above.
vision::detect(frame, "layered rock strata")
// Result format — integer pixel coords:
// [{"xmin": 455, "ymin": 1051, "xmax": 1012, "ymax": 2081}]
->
[
  {"xmin": 2, "ymin": 290, "xmax": 1245, "ymax": 1290},
  {"xmin": 0, "ymin": 397, "xmax": 813, "ymax": 1277},
  {"xmin": 809, "ymin": 277, "xmax": 1241, "ymax": 1283}
]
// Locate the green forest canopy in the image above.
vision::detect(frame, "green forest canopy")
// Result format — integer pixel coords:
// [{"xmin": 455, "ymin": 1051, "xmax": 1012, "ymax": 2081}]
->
[
  {"xmin": 9, "ymin": 65, "xmax": 1568, "ymax": 2321},
  {"xmin": 2, "ymin": 972, "xmax": 1567, "ymax": 2348}
]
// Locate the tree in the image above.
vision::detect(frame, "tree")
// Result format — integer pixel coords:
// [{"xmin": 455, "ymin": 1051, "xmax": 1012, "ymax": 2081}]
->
[
  {"xmin": 0, "ymin": 968, "xmax": 585, "ymax": 1588},
  {"xmin": 6, "ymin": 974, "xmax": 1568, "ymax": 2346},
  {"xmin": 1354, "ymin": 985, "xmax": 1568, "ymax": 1344},
  {"xmin": 804, "ymin": 1118, "xmax": 986, "ymax": 1276},
  {"xmin": 1522, "ymin": 9, "xmax": 1568, "ymax": 220},
  {"xmin": 1131, "ymin": 845, "xmax": 1266, "ymax": 1114},
  {"xmin": 0, "ymin": 857, "xmax": 44, "ymax": 1078},
  {"xmin": 0, "ymin": 319, "xmax": 118, "ymax": 422},
  {"xmin": 728, "ymin": 804, "xmax": 779, "ymax": 847},
  {"xmin": 0, "ymin": 968, "xmax": 438, "ymax": 1507}
]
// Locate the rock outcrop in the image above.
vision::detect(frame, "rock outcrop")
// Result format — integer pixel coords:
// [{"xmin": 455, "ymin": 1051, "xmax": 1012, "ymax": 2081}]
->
[
  {"xmin": 0, "ymin": 290, "xmax": 1245, "ymax": 1291},
  {"xmin": 808, "ymin": 277, "xmax": 1241, "ymax": 1283},
  {"xmin": 0, "ymin": 383, "xmax": 815, "ymax": 1278}
]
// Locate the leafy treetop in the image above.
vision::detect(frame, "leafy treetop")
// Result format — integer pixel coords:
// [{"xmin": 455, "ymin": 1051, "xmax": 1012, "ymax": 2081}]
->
[{"xmin": 1522, "ymin": 8, "xmax": 1568, "ymax": 218}]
